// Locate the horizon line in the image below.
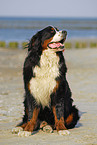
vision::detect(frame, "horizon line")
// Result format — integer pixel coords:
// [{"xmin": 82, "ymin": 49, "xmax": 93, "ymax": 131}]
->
[{"xmin": 0, "ymin": 15, "xmax": 97, "ymax": 19}]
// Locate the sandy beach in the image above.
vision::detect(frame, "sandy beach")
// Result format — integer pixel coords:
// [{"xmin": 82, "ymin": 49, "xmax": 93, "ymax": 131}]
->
[{"xmin": 0, "ymin": 47, "xmax": 97, "ymax": 145}]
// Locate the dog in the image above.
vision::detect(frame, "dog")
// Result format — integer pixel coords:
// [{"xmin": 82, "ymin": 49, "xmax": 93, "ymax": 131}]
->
[{"xmin": 16, "ymin": 26, "xmax": 80, "ymax": 134}]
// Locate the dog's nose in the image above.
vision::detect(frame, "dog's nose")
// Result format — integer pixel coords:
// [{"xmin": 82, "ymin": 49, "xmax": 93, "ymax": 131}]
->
[{"xmin": 62, "ymin": 31, "xmax": 67, "ymax": 36}]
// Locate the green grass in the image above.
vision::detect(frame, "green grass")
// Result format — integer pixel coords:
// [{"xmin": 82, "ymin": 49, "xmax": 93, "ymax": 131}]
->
[
  {"xmin": 90, "ymin": 42, "xmax": 97, "ymax": 48},
  {"xmin": 0, "ymin": 41, "xmax": 6, "ymax": 47},
  {"xmin": 8, "ymin": 42, "xmax": 18, "ymax": 49},
  {"xmin": 0, "ymin": 40, "xmax": 97, "ymax": 49},
  {"xmin": 75, "ymin": 42, "xmax": 87, "ymax": 49},
  {"xmin": 65, "ymin": 42, "xmax": 72, "ymax": 49},
  {"xmin": 22, "ymin": 42, "xmax": 28, "ymax": 49}
]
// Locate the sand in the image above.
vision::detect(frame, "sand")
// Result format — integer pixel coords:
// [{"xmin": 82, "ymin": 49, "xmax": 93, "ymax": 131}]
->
[{"xmin": 0, "ymin": 47, "xmax": 97, "ymax": 145}]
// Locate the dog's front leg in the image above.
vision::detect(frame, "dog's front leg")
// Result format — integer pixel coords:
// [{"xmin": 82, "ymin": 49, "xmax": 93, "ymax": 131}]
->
[
  {"xmin": 24, "ymin": 106, "xmax": 40, "ymax": 132},
  {"xmin": 52, "ymin": 104, "xmax": 67, "ymax": 131}
]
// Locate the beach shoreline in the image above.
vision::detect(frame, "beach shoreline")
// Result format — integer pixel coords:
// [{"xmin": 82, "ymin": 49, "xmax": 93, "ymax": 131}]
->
[{"xmin": 0, "ymin": 47, "xmax": 97, "ymax": 144}]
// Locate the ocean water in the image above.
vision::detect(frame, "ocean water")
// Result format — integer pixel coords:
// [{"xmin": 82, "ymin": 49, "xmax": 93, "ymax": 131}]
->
[{"xmin": 0, "ymin": 17, "xmax": 97, "ymax": 42}]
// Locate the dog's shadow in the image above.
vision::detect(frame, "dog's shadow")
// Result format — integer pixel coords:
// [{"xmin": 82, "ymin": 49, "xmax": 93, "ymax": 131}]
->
[{"xmin": 75, "ymin": 111, "xmax": 86, "ymax": 128}]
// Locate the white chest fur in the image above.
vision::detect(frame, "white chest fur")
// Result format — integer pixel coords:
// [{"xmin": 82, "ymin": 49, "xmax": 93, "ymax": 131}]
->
[{"xmin": 29, "ymin": 49, "xmax": 59, "ymax": 107}]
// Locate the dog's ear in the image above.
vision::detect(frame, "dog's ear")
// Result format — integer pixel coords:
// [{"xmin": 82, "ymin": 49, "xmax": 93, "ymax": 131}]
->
[{"xmin": 28, "ymin": 32, "xmax": 42, "ymax": 52}]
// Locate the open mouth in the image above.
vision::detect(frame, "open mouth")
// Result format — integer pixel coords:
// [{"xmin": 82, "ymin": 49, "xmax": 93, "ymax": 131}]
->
[{"xmin": 47, "ymin": 38, "xmax": 66, "ymax": 51}]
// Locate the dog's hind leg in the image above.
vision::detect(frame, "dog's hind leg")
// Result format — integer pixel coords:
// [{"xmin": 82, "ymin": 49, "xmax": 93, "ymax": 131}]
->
[{"xmin": 65, "ymin": 105, "xmax": 80, "ymax": 129}]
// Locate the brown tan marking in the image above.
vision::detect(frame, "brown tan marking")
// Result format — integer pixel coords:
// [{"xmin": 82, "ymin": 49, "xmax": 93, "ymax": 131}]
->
[
  {"xmin": 28, "ymin": 83, "xmax": 31, "ymax": 93},
  {"xmin": 40, "ymin": 121, "xmax": 48, "ymax": 129},
  {"xmin": 65, "ymin": 113, "xmax": 73, "ymax": 125},
  {"xmin": 42, "ymin": 37, "xmax": 53, "ymax": 50},
  {"xmin": 24, "ymin": 107, "xmax": 40, "ymax": 132},
  {"xmin": 53, "ymin": 81, "xmax": 60, "ymax": 93},
  {"xmin": 51, "ymin": 27, "xmax": 55, "ymax": 31},
  {"xmin": 52, "ymin": 106, "xmax": 67, "ymax": 131},
  {"xmin": 20, "ymin": 123, "xmax": 27, "ymax": 129}
]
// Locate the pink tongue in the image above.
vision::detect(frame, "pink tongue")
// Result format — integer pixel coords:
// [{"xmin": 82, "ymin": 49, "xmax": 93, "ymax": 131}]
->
[{"xmin": 49, "ymin": 43, "xmax": 64, "ymax": 49}]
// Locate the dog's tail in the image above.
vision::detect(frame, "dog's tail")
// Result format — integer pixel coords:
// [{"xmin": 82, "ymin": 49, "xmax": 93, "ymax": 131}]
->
[{"xmin": 65, "ymin": 105, "xmax": 80, "ymax": 129}]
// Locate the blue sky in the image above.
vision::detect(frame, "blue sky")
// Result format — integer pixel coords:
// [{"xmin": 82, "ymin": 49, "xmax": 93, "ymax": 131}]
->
[{"xmin": 0, "ymin": 0, "xmax": 97, "ymax": 18}]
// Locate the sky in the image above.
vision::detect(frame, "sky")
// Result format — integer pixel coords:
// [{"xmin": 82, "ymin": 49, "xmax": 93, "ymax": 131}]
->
[{"xmin": 0, "ymin": 0, "xmax": 97, "ymax": 18}]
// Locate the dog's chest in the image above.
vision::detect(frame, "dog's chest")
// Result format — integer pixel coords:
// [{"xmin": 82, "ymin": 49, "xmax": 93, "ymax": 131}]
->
[{"xmin": 29, "ymin": 50, "xmax": 59, "ymax": 107}]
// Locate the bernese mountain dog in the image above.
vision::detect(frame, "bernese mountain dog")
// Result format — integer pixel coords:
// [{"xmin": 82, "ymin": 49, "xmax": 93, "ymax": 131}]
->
[{"xmin": 15, "ymin": 26, "xmax": 80, "ymax": 135}]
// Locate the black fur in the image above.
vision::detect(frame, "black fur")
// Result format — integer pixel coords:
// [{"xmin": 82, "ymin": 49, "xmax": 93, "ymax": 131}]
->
[{"xmin": 18, "ymin": 26, "xmax": 80, "ymax": 132}]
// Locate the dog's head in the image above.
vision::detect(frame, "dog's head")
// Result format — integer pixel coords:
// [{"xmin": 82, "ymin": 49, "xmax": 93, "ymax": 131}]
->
[{"xmin": 28, "ymin": 26, "xmax": 67, "ymax": 53}]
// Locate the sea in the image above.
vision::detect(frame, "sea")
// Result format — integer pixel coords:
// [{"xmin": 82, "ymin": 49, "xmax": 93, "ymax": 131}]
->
[{"xmin": 0, "ymin": 17, "xmax": 97, "ymax": 43}]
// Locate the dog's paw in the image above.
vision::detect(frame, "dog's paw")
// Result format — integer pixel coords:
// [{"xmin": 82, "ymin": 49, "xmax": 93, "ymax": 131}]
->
[
  {"xmin": 12, "ymin": 127, "xmax": 23, "ymax": 134},
  {"xmin": 42, "ymin": 125, "xmax": 53, "ymax": 133},
  {"xmin": 18, "ymin": 131, "xmax": 31, "ymax": 137},
  {"xmin": 58, "ymin": 130, "xmax": 70, "ymax": 135}
]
